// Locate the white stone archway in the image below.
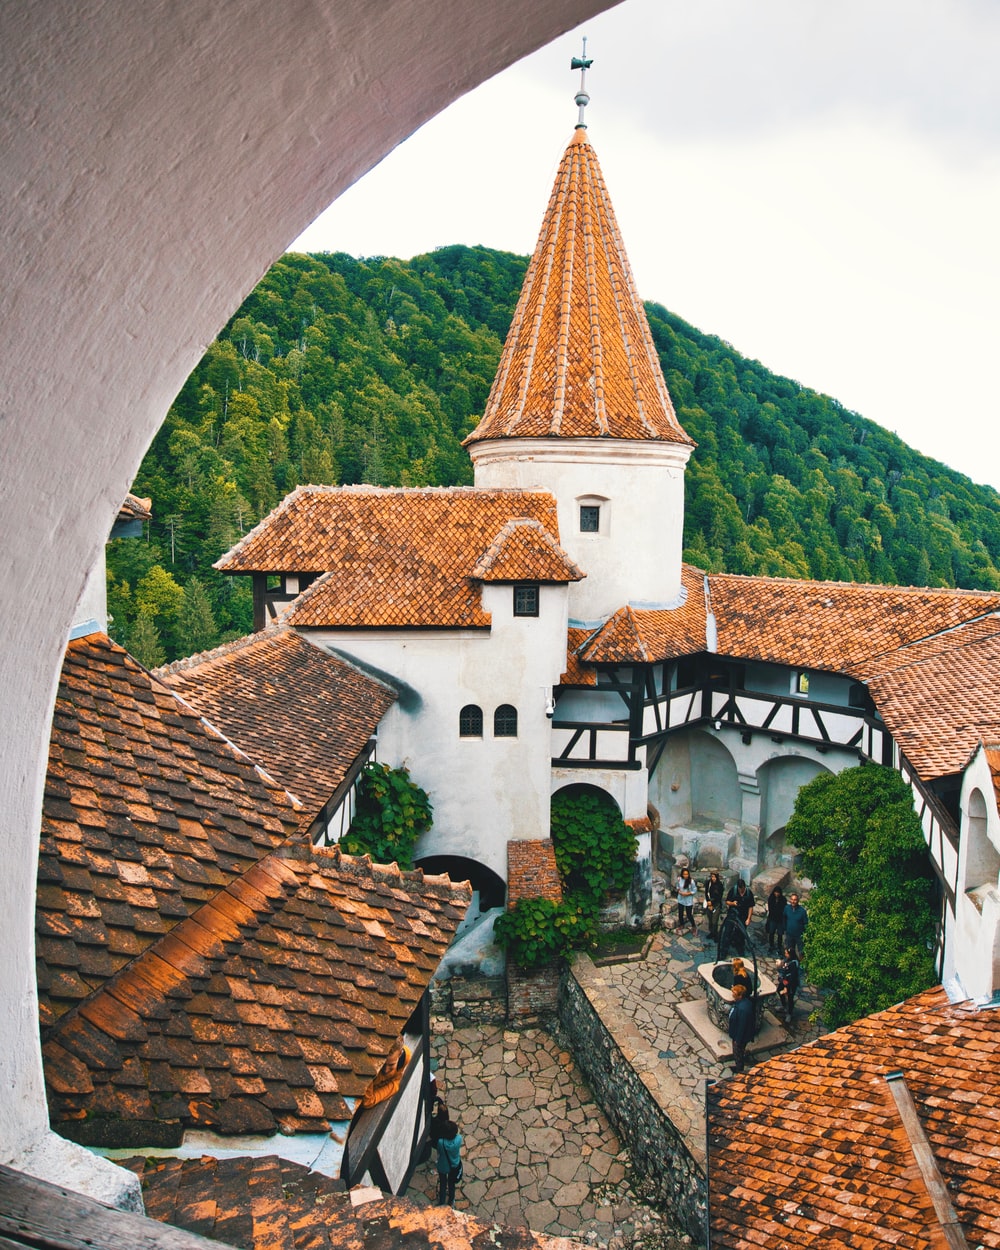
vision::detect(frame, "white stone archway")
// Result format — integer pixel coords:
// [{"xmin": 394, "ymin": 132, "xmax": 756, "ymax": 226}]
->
[{"xmin": 0, "ymin": 0, "xmax": 613, "ymax": 1197}]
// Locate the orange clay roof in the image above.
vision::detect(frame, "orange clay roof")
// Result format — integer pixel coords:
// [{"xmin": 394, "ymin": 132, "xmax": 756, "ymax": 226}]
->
[
  {"xmin": 465, "ymin": 129, "xmax": 693, "ymax": 449},
  {"xmin": 576, "ymin": 564, "xmax": 709, "ymax": 667},
  {"xmin": 43, "ymin": 844, "xmax": 469, "ymax": 1138},
  {"xmin": 125, "ymin": 1154, "xmax": 589, "ymax": 1250},
  {"xmin": 119, "ymin": 492, "xmax": 152, "ymax": 521},
  {"xmin": 39, "ymin": 633, "xmax": 469, "ymax": 1140},
  {"xmin": 471, "ymin": 517, "xmax": 584, "ymax": 583},
  {"xmin": 157, "ymin": 628, "xmax": 396, "ymax": 820},
  {"xmin": 38, "ymin": 633, "xmax": 306, "ymax": 1029},
  {"xmin": 708, "ymin": 985, "xmax": 1000, "ymax": 1249},
  {"xmin": 863, "ymin": 618, "xmax": 1000, "ymax": 778},
  {"xmin": 708, "ymin": 573, "xmax": 1000, "ymax": 673},
  {"xmin": 215, "ymin": 485, "xmax": 574, "ymax": 628}
]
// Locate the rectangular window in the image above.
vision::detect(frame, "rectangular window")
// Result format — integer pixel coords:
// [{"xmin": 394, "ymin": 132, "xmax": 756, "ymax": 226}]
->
[
  {"xmin": 513, "ymin": 583, "xmax": 539, "ymax": 617},
  {"xmin": 580, "ymin": 504, "xmax": 600, "ymax": 533}
]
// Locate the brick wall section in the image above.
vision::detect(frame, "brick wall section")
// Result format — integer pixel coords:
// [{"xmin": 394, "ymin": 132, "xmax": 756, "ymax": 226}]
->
[
  {"xmin": 507, "ymin": 838, "xmax": 563, "ymax": 904},
  {"xmin": 507, "ymin": 962, "xmax": 562, "ymax": 1023},
  {"xmin": 558, "ymin": 952, "xmax": 707, "ymax": 1240},
  {"xmin": 505, "ymin": 839, "xmax": 564, "ymax": 1020}
]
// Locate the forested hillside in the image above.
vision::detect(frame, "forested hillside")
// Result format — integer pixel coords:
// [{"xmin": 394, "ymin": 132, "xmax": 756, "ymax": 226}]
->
[{"xmin": 110, "ymin": 246, "xmax": 1000, "ymax": 664}]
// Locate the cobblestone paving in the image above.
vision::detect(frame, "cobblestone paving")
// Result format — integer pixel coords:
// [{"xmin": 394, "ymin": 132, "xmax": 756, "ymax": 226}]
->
[
  {"xmin": 408, "ymin": 1022, "xmax": 665, "ymax": 1244},
  {"xmin": 406, "ymin": 918, "xmax": 826, "ymax": 1246},
  {"xmin": 599, "ymin": 915, "xmax": 827, "ymax": 1130}
]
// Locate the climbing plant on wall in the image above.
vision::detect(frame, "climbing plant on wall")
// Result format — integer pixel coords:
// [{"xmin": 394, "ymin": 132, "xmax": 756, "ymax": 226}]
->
[
  {"xmin": 495, "ymin": 787, "xmax": 638, "ymax": 968},
  {"xmin": 550, "ymin": 787, "xmax": 638, "ymax": 905},
  {"xmin": 340, "ymin": 762, "xmax": 432, "ymax": 870}
]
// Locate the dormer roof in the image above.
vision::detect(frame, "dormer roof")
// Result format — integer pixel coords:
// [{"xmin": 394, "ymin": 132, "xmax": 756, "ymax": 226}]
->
[
  {"xmin": 216, "ymin": 485, "xmax": 576, "ymax": 629},
  {"xmin": 465, "ymin": 130, "xmax": 693, "ymax": 450}
]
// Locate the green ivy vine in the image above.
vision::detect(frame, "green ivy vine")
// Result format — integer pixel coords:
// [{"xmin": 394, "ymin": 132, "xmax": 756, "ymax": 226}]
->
[{"xmin": 340, "ymin": 762, "xmax": 432, "ymax": 870}]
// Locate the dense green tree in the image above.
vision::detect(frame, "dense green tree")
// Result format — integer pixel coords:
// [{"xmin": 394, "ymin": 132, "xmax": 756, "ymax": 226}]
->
[
  {"xmin": 785, "ymin": 764, "xmax": 937, "ymax": 1028},
  {"xmin": 126, "ymin": 610, "xmax": 167, "ymax": 669},
  {"xmin": 176, "ymin": 577, "xmax": 219, "ymax": 656}
]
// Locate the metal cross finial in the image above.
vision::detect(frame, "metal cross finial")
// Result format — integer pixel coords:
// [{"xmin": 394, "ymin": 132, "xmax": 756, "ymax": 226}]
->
[{"xmin": 571, "ymin": 36, "xmax": 593, "ymax": 129}]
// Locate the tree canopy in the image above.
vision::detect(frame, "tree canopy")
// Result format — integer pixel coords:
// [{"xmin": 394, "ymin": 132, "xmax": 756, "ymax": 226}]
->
[
  {"xmin": 785, "ymin": 763, "xmax": 938, "ymax": 1027},
  {"xmin": 110, "ymin": 245, "xmax": 1000, "ymax": 661}
]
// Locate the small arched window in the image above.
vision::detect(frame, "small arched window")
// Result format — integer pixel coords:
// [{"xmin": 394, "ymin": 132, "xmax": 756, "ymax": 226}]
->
[
  {"xmin": 459, "ymin": 704, "xmax": 483, "ymax": 737},
  {"xmin": 494, "ymin": 704, "xmax": 518, "ymax": 737}
]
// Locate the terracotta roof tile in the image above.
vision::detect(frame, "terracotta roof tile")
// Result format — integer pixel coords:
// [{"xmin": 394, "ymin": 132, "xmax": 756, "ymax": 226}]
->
[
  {"xmin": 862, "ymin": 619, "xmax": 1000, "ymax": 779},
  {"xmin": 37, "ymin": 634, "xmax": 305, "ymax": 1028},
  {"xmin": 471, "ymin": 518, "xmax": 584, "ymax": 583},
  {"xmin": 39, "ymin": 635, "xmax": 470, "ymax": 1143},
  {"xmin": 708, "ymin": 573, "xmax": 1000, "ymax": 674},
  {"xmin": 465, "ymin": 130, "xmax": 692, "ymax": 449},
  {"xmin": 561, "ymin": 627, "xmax": 599, "ymax": 686},
  {"xmin": 125, "ymin": 1153, "xmax": 589, "ymax": 1250},
  {"xmin": 215, "ymin": 485, "xmax": 570, "ymax": 629},
  {"xmin": 708, "ymin": 986, "xmax": 1000, "ymax": 1248},
  {"xmin": 44, "ymin": 845, "xmax": 470, "ymax": 1139},
  {"xmin": 157, "ymin": 628, "xmax": 395, "ymax": 821}
]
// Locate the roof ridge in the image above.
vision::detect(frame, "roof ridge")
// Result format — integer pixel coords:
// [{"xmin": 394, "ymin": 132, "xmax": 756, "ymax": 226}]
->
[
  {"xmin": 153, "ymin": 620, "xmax": 289, "ymax": 677},
  {"xmin": 43, "ymin": 847, "xmax": 306, "ymax": 1045},
  {"xmin": 708, "ymin": 569, "xmax": 1000, "ymax": 600},
  {"xmin": 307, "ymin": 843, "xmax": 472, "ymax": 899}
]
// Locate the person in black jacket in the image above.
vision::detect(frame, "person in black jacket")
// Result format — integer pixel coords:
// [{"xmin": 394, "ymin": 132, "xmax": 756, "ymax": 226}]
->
[
  {"xmin": 728, "ymin": 983, "xmax": 756, "ymax": 1073},
  {"xmin": 705, "ymin": 869, "xmax": 724, "ymax": 940},
  {"xmin": 765, "ymin": 885, "xmax": 786, "ymax": 952},
  {"xmin": 725, "ymin": 879, "xmax": 754, "ymax": 953},
  {"xmin": 776, "ymin": 947, "xmax": 801, "ymax": 1023}
]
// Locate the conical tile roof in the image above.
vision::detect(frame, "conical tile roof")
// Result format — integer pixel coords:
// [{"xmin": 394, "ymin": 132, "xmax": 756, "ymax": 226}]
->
[{"xmin": 465, "ymin": 128, "xmax": 693, "ymax": 448}]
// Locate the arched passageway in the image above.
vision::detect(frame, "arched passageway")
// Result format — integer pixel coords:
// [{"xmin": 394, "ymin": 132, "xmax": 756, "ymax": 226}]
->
[{"xmin": 0, "ymin": 0, "xmax": 613, "ymax": 1187}]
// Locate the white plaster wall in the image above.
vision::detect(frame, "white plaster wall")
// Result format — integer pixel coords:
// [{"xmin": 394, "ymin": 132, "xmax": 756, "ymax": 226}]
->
[
  {"xmin": 0, "ymin": 0, "xmax": 612, "ymax": 1196},
  {"xmin": 550, "ymin": 763, "xmax": 649, "ymax": 824},
  {"xmin": 952, "ymin": 751, "xmax": 1000, "ymax": 997},
  {"xmin": 309, "ymin": 583, "xmax": 569, "ymax": 883},
  {"xmin": 758, "ymin": 755, "xmax": 833, "ymax": 840},
  {"xmin": 472, "ymin": 438, "xmax": 691, "ymax": 624}
]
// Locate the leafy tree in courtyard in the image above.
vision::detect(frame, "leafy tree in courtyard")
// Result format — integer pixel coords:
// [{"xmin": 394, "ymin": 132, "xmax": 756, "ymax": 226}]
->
[
  {"xmin": 340, "ymin": 762, "xmax": 432, "ymax": 870},
  {"xmin": 785, "ymin": 763, "xmax": 937, "ymax": 1028}
]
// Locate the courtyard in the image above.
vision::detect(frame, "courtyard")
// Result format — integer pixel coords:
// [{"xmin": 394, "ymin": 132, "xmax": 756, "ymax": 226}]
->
[{"xmin": 407, "ymin": 919, "xmax": 826, "ymax": 1245}]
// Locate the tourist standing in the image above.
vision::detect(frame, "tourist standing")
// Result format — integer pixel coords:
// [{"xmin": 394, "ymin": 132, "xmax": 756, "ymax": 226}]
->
[
  {"xmin": 776, "ymin": 948, "xmax": 801, "ymax": 1023},
  {"xmin": 436, "ymin": 1120, "xmax": 463, "ymax": 1206},
  {"xmin": 705, "ymin": 869, "xmax": 724, "ymax": 940},
  {"xmin": 783, "ymin": 893, "xmax": 808, "ymax": 960},
  {"xmin": 725, "ymin": 879, "xmax": 755, "ymax": 953},
  {"xmin": 675, "ymin": 866, "xmax": 697, "ymax": 934},
  {"xmin": 765, "ymin": 885, "xmax": 786, "ymax": 953},
  {"xmin": 728, "ymin": 984, "xmax": 756, "ymax": 1074}
]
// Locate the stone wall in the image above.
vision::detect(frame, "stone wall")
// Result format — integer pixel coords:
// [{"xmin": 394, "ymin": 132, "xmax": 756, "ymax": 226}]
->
[
  {"xmin": 507, "ymin": 961, "xmax": 562, "ymax": 1023},
  {"xmin": 558, "ymin": 953, "xmax": 707, "ymax": 1241}
]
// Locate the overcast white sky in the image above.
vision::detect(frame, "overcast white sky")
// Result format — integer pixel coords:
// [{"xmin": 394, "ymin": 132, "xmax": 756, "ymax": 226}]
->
[{"xmin": 291, "ymin": 0, "xmax": 1000, "ymax": 492}]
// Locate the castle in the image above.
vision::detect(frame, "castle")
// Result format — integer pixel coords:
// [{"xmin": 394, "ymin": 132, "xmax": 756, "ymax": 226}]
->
[{"xmin": 210, "ymin": 81, "xmax": 1000, "ymax": 1005}]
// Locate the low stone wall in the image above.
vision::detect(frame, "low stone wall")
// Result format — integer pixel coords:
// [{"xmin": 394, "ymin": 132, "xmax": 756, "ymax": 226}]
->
[
  {"xmin": 507, "ymin": 961, "xmax": 561, "ymax": 1023},
  {"xmin": 558, "ymin": 952, "xmax": 707, "ymax": 1241}
]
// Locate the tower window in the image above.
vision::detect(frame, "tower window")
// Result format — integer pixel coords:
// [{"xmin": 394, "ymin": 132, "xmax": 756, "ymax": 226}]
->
[
  {"xmin": 494, "ymin": 704, "xmax": 518, "ymax": 737},
  {"xmin": 513, "ymin": 584, "xmax": 539, "ymax": 617},
  {"xmin": 580, "ymin": 504, "xmax": 600, "ymax": 533},
  {"xmin": 459, "ymin": 704, "xmax": 483, "ymax": 737}
]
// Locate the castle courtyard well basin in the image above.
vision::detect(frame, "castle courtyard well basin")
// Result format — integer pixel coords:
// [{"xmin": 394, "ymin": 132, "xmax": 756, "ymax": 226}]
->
[{"xmin": 698, "ymin": 961, "xmax": 777, "ymax": 1032}]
